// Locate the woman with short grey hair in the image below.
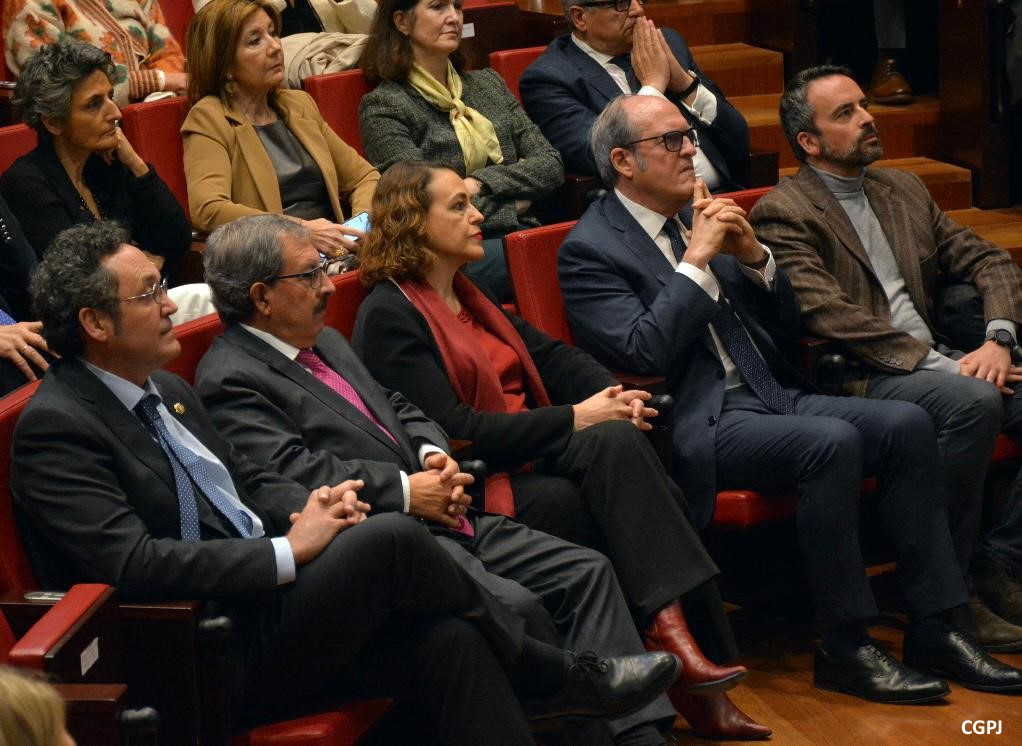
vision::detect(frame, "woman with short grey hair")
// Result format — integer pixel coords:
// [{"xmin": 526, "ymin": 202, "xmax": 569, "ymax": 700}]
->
[{"xmin": 0, "ymin": 39, "xmax": 190, "ymax": 281}]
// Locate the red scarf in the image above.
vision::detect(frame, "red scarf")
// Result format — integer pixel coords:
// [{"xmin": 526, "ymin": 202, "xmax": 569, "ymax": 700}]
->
[{"xmin": 396, "ymin": 274, "xmax": 552, "ymax": 516}]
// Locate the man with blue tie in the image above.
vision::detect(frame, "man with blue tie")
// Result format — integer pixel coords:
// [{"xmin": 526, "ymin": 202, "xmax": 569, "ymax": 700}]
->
[
  {"xmin": 558, "ymin": 94, "xmax": 1022, "ymax": 704},
  {"xmin": 11, "ymin": 220, "xmax": 679, "ymax": 742},
  {"xmin": 520, "ymin": 0, "xmax": 749, "ymax": 191}
]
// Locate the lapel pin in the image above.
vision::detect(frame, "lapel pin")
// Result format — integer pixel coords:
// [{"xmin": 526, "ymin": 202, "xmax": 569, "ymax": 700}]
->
[{"xmin": 173, "ymin": 402, "xmax": 186, "ymax": 415}]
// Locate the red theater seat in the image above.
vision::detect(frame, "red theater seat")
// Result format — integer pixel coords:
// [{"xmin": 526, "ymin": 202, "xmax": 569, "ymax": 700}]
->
[{"xmin": 304, "ymin": 70, "xmax": 372, "ymax": 157}]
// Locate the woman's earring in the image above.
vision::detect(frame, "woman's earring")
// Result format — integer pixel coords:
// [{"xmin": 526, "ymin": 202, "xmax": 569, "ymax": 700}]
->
[{"xmin": 224, "ymin": 74, "xmax": 237, "ymax": 97}]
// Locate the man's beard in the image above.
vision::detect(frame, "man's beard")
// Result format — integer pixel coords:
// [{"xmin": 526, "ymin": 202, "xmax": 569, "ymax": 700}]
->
[{"xmin": 819, "ymin": 126, "xmax": 884, "ymax": 168}]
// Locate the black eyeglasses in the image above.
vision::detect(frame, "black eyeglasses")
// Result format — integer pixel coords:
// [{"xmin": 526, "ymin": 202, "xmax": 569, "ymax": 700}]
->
[
  {"xmin": 576, "ymin": 0, "xmax": 644, "ymax": 11},
  {"xmin": 270, "ymin": 258, "xmax": 328, "ymax": 290},
  {"xmin": 120, "ymin": 277, "xmax": 168, "ymax": 305},
  {"xmin": 621, "ymin": 128, "xmax": 699, "ymax": 152}
]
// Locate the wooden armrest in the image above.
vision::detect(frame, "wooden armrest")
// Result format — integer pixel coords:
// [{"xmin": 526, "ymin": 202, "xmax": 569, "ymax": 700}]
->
[{"xmin": 794, "ymin": 336, "xmax": 846, "ymax": 395}]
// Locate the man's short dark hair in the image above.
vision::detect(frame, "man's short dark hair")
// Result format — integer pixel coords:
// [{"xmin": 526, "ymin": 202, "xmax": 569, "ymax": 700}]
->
[
  {"xmin": 779, "ymin": 64, "xmax": 855, "ymax": 162},
  {"xmin": 204, "ymin": 214, "xmax": 308, "ymax": 324},
  {"xmin": 30, "ymin": 222, "xmax": 127, "ymax": 358}
]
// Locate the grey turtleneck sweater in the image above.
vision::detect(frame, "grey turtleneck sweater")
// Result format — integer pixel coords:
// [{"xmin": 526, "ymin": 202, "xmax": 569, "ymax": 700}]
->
[{"xmin": 810, "ymin": 165, "xmax": 961, "ymax": 374}]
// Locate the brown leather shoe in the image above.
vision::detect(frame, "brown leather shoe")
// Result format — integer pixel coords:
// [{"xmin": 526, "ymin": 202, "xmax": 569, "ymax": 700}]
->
[
  {"xmin": 973, "ymin": 557, "xmax": 1022, "ymax": 626},
  {"xmin": 644, "ymin": 601, "xmax": 747, "ymax": 694},
  {"xmin": 953, "ymin": 595, "xmax": 1022, "ymax": 652},
  {"xmin": 672, "ymin": 690, "xmax": 772, "ymax": 741},
  {"xmin": 872, "ymin": 57, "xmax": 914, "ymax": 104}
]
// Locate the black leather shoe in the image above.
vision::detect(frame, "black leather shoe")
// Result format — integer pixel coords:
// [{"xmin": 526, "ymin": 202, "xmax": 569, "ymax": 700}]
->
[
  {"xmin": 973, "ymin": 557, "xmax": 1022, "ymax": 627},
  {"xmin": 523, "ymin": 650, "xmax": 680, "ymax": 725},
  {"xmin": 953, "ymin": 596, "xmax": 1022, "ymax": 653},
  {"xmin": 813, "ymin": 644, "xmax": 949, "ymax": 704},
  {"xmin": 904, "ymin": 629, "xmax": 1022, "ymax": 693}
]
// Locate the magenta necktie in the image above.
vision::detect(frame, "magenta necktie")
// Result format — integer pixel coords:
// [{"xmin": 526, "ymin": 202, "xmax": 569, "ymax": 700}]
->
[
  {"xmin": 295, "ymin": 348, "xmax": 473, "ymax": 537},
  {"xmin": 296, "ymin": 348, "xmax": 398, "ymax": 443}
]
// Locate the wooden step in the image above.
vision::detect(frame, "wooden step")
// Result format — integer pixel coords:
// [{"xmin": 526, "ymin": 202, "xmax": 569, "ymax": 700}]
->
[
  {"xmin": 691, "ymin": 43, "xmax": 784, "ymax": 96},
  {"xmin": 947, "ymin": 207, "xmax": 1022, "ymax": 262},
  {"xmin": 778, "ymin": 157, "xmax": 973, "ymax": 212},
  {"xmin": 735, "ymin": 94, "xmax": 941, "ymax": 169},
  {"xmin": 516, "ymin": 0, "xmax": 749, "ymax": 46}
]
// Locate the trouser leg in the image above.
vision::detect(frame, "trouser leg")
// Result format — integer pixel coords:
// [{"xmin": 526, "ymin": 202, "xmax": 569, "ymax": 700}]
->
[
  {"xmin": 715, "ymin": 389, "xmax": 876, "ymax": 628},
  {"xmin": 794, "ymin": 392, "xmax": 968, "ymax": 621},
  {"xmin": 977, "ymin": 388, "xmax": 1022, "ymax": 575},
  {"xmin": 244, "ymin": 513, "xmax": 527, "ymax": 718},
  {"xmin": 464, "ymin": 514, "xmax": 677, "ymax": 737},
  {"xmin": 867, "ymin": 369, "xmax": 1000, "ymax": 574}
]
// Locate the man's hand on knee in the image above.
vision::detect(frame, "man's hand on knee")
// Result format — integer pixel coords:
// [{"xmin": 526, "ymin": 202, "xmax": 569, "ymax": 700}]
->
[{"xmin": 287, "ymin": 480, "xmax": 369, "ymax": 565}]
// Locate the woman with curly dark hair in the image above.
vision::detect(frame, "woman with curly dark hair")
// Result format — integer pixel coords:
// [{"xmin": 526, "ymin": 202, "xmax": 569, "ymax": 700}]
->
[{"xmin": 354, "ymin": 161, "xmax": 770, "ymax": 741}]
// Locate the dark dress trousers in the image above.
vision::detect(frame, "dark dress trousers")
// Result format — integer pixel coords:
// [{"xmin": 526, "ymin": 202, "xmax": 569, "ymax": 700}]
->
[
  {"xmin": 519, "ymin": 30, "xmax": 749, "ymax": 189},
  {"xmin": 353, "ymin": 281, "xmax": 739, "ymax": 665},
  {"xmin": 0, "ymin": 142, "xmax": 191, "ymax": 273},
  {"xmin": 556, "ymin": 191, "xmax": 969, "ymax": 628},
  {"xmin": 194, "ymin": 324, "xmax": 677, "ymax": 736},
  {"xmin": 11, "ymin": 359, "xmax": 541, "ymax": 743}
]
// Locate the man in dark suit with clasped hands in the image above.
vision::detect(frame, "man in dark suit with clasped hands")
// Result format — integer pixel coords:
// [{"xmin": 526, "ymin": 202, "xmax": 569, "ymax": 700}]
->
[
  {"xmin": 192, "ymin": 213, "xmax": 682, "ymax": 746},
  {"xmin": 11, "ymin": 220, "xmax": 678, "ymax": 743},
  {"xmin": 557, "ymin": 93, "xmax": 1022, "ymax": 705},
  {"xmin": 520, "ymin": 0, "xmax": 748, "ymax": 191}
]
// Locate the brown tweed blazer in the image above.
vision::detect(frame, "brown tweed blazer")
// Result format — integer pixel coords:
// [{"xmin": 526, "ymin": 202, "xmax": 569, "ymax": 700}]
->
[{"xmin": 750, "ymin": 165, "xmax": 1022, "ymax": 381}]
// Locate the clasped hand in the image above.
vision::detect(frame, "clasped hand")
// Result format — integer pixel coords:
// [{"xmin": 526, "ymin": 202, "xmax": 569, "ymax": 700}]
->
[
  {"xmin": 287, "ymin": 479, "xmax": 371, "ymax": 565},
  {"xmin": 682, "ymin": 180, "xmax": 764, "ymax": 269},
  {"xmin": 630, "ymin": 19, "xmax": 695, "ymax": 95},
  {"xmin": 408, "ymin": 452, "xmax": 474, "ymax": 529},
  {"xmin": 0, "ymin": 321, "xmax": 51, "ymax": 383},
  {"xmin": 573, "ymin": 385, "xmax": 658, "ymax": 432}
]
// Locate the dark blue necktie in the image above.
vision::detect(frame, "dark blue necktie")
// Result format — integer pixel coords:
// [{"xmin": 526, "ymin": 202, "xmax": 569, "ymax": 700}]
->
[
  {"xmin": 610, "ymin": 54, "xmax": 640, "ymax": 93},
  {"xmin": 713, "ymin": 297, "xmax": 795, "ymax": 415},
  {"xmin": 135, "ymin": 394, "xmax": 253, "ymax": 540},
  {"xmin": 662, "ymin": 218, "xmax": 686, "ymax": 263}
]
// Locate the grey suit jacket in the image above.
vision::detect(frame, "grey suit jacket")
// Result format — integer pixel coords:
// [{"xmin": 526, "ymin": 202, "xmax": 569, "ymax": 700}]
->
[
  {"xmin": 358, "ymin": 68, "xmax": 563, "ymax": 235},
  {"xmin": 195, "ymin": 324, "xmax": 449, "ymax": 512},
  {"xmin": 11, "ymin": 359, "xmax": 307, "ymax": 599},
  {"xmin": 750, "ymin": 166, "xmax": 1022, "ymax": 386}
]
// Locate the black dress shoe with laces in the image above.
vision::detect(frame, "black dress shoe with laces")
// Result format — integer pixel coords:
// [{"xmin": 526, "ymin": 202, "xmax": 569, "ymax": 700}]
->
[
  {"xmin": 904, "ymin": 629, "xmax": 1022, "ymax": 693},
  {"xmin": 814, "ymin": 644, "xmax": 949, "ymax": 704},
  {"xmin": 523, "ymin": 650, "xmax": 680, "ymax": 725}
]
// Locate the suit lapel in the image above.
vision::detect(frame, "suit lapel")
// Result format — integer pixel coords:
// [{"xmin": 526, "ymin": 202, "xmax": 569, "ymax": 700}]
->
[
  {"xmin": 604, "ymin": 193, "xmax": 675, "ymax": 286},
  {"xmin": 563, "ymin": 41, "xmax": 626, "ymax": 109},
  {"xmin": 862, "ymin": 173, "xmax": 928, "ymax": 312},
  {"xmin": 59, "ymin": 361, "xmax": 231, "ymax": 538},
  {"xmin": 278, "ymin": 98, "xmax": 342, "ymax": 216},
  {"xmin": 795, "ymin": 168, "xmax": 881, "ymax": 286},
  {"xmin": 225, "ymin": 326, "xmax": 413, "ymax": 464}
]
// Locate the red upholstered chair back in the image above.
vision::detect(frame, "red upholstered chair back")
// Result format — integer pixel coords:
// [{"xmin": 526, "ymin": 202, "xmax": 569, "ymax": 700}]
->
[
  {"xmin": 303, "ymin": 70, "xmax": 371, "ymax": 157},
  {"xmin": 504, "ymin": 222, "xmax": 577, "ymax": 345},
  {"xmin": 717, "ymin": 186, "xmax": 774, "ymax": 213},
  {"xmin": 324, "ymin": 271, "xmax": 369, "ymax": 339},
  {"xmin": 488, "ymin": 46, "xmax": 546, "ymax": 105},
  {"xmin": 0, "ymin": 124, "xmax": 37, "ymax": 176},
  {"xmin": 120, "ymin": 97, "xmax": 192, "ymax": 220},
  {"xmin": 0, "ymin": 381, "xmax": 43, "ymax": 594},
  {"xmin": 161, "ymin": 2, "xmax": 194, "ymax": 48},
  {"xmin": 161, "ymin": 313, "xmax": 226, "ymax": 384}
]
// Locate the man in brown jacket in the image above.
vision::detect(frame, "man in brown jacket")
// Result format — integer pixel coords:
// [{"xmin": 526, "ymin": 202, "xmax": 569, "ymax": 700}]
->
[{"xmin": 750, "ymin": 64, "xmax": 1022, "ymax": 646}]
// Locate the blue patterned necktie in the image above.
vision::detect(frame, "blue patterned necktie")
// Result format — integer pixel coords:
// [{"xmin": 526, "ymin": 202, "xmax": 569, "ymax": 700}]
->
[
  {"xmin": 134, "ymin": 394, "xmax": 253, "ymax": 540},
  {"xmin": 0, "ymin": 308, "xmax": 16, "ymax": 325},
  {"xmin": 661, "ymin": 218, "xmax": 687, "ymax": 263},
  {"xmin": 713, "ymin": 297, "xmax": 795, "ymax": 415}
]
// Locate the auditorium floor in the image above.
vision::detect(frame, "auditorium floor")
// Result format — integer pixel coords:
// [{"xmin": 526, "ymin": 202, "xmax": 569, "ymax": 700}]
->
[{"xmin": 666, "ymin": 610, "xmax": 1022, "ymax": 744}]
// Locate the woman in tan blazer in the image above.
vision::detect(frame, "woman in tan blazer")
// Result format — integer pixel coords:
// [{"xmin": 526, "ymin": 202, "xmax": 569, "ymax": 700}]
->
[{"xmin": 182, "ymin": 0, "xmax": 379, "ymax": 256}]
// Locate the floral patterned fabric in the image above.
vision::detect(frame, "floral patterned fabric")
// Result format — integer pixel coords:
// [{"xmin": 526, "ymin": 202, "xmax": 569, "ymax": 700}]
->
[{"xmin": 4, "ymin": 0, "xmax": 185, "ymax": 104}]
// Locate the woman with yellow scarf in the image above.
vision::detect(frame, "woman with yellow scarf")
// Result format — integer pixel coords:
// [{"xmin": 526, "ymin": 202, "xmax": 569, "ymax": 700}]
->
[{"xmin": 359, "ymin": 0, "xmax": 564, "ymax": 300}]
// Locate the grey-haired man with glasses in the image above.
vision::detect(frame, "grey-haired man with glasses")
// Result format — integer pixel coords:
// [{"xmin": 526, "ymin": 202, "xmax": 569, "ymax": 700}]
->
[
  {"xmin": 520, "ymin": 0, "xmax": 748, "ymax": 192},
  {"xmin": 558, "ymin": 94, "xmax": 1022, "ymax": 707}
]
